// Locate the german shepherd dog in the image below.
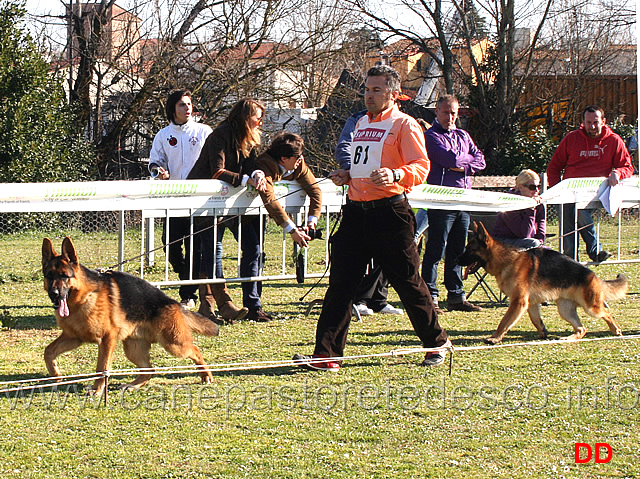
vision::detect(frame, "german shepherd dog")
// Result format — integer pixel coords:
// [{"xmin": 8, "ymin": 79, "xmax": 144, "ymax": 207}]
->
[
  {"xmin": 42, "ymin": 237, "xmax": 219, "ymax": 394},
  {"xmin": 458, "ymin": 222, "xmax": 628, "ymax": 344}
]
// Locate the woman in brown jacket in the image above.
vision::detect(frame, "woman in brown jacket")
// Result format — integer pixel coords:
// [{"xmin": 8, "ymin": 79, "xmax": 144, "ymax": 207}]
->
[{"xmin": 187, "ymin": 98, "xmax": 269, "ymax": 322}]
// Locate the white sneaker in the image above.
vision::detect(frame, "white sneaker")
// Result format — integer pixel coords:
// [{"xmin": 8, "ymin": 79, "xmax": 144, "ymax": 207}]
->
[
  {"xmin": 180, "ymin": 298, "xmax": 196, "ymax": 310},
  {"xmin": 379, "ymin": 304, "xmax": 404, "ymax": 315},
  {"xmin": 354, "ymin": 303, "xmax": 374, "ymax": 316}
]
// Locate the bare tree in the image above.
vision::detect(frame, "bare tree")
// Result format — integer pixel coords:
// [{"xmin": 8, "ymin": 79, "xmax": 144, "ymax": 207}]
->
[
  {"xmin": 518, "ymin": 0, "xmax": 637, "ymax": 131},
  {"xmin": 344, "ymin": 0, "xmax": 636, "ymax": 161},
  {"xmin": 32, "ymin": 0, "xmax": 362, "ymax": 178},
  {"xmin": 347, "ymin": 0, "xmax": 557, "ymax": 159}
]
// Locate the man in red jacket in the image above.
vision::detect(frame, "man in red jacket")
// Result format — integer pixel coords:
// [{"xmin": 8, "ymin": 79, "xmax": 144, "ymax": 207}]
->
[{"xmin": 547, "ymin": 105, "xmax": 634, "ymax": 262}]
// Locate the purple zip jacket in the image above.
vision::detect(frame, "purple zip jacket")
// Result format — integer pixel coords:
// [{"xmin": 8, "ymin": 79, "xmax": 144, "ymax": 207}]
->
[{"xmin": 425, "ymin": 119, "xmax": 485, "ymax": 189}]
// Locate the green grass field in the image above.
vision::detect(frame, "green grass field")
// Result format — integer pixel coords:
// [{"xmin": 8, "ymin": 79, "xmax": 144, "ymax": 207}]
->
[{"xmin": 0, "ymin": 218, "xmax": 638, "ymax": 478}]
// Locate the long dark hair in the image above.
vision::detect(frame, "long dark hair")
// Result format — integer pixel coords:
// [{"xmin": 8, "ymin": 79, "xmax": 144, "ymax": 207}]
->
[{"xmin": 226, "ymin": 98, "xmax": 265, "ymax": 157}]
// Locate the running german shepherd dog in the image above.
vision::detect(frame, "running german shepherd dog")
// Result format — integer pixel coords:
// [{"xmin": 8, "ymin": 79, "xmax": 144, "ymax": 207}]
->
[
  {"xmin": 42, "ymin": 237, "xmax": 218, "ymax": 394},
  {"xmin": 458, "ymin": 222, "xmax": 628, "ymax": 344}
]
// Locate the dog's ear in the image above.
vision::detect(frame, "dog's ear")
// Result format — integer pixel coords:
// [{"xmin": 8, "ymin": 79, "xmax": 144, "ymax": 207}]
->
[
  {"xmin": 42, "ymin": 238, "xmax": 56, "ymax": 267},
  {"xmin": 61, "ymin": 237, "xmax": 78, "ymax": 264},
  {"xmin": 476, "ymin": 221, "xmax": 487, "ymax": 242}
]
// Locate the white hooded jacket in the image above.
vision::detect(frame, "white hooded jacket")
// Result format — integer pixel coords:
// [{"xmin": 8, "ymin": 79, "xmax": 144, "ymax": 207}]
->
[{"xmin": 149, "ymin": 120, "xmax": 213, "ymax": 179}]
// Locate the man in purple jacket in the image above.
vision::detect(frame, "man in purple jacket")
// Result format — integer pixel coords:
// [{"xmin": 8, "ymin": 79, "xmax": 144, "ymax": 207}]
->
[{"xmin": 421, "ymin": 95, "xmax": 486, "ymax": 313}]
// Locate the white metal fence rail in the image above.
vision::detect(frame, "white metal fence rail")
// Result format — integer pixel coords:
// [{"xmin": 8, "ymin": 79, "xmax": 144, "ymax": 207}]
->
[{"xmin": 0, "ymin": 177, "xmax": 637, "ymax": 290}]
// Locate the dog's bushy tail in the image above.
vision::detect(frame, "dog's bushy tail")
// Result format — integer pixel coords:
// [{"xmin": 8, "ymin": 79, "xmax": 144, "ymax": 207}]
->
[
  {"xmin": 602, "ymin": 274, "xmax": 629, "ymax": 301},
  {"xmin": 184, "ymin": 310, "xmax": 220, "ymax": 336}
]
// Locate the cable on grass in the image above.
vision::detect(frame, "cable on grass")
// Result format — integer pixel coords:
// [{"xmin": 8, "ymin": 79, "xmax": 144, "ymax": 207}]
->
[{"xmin": 1, "ymin": 334, "xmax": 638, "ymax": 396}]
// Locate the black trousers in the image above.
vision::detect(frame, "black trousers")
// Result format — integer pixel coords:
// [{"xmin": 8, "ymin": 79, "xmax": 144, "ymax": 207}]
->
[
  {"xmin": 163, "ymin": 216, "xmax": 199, "ymax": 301},
  {"xmin": 314, "ymin": 199, "xmax": 448, "ymax": 358}
]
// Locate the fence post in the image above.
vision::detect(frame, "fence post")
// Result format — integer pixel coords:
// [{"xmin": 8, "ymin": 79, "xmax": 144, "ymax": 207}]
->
[
  {"xmin": 118, "ymin": 211, "xmax": 125, "ymax": 272},
  {"xmin": 145, "ymin": 217, "xmax": 155, "ymax": 267}
]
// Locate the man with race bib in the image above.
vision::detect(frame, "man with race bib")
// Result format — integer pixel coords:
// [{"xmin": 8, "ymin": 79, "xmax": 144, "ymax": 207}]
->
[{"xmin": 293, "ymin": 65, "xmax": 451, "ymax": 371}]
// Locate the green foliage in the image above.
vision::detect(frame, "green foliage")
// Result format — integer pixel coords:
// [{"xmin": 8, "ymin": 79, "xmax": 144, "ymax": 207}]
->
[
  {"xmin": 609, "ymin": 117, "xmax": 637, "ymax": 144},
  {"xmin": 486, "ymin": 116, "xmax": 637, "ymax": 177},
  {"xmin": 0, "ymin": 1, "xmax": 95, "ymax": 183},
  {"xmin": 460, "ymin": 0, "xmax": 490, "ymax": 38},
  {"xmin": 484, "ymin": 126, "xmax": 558, "ymax": 176}
]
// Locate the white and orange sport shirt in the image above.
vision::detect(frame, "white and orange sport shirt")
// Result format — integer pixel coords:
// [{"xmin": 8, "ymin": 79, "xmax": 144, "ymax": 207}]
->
[{"xmin": 347, "ymin": 103, "xmax": 430, "ymax": 202}]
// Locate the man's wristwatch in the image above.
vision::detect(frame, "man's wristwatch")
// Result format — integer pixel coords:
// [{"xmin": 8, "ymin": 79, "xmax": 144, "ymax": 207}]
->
[{"xmin": 392, "ymin": 169, "xmax": 401, "ymax": 182}]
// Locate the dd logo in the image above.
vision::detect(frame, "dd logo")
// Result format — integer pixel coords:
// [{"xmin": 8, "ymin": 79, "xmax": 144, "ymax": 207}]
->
[{"xmin": 574, "ymin": 443, "xmax": 613, "ymax": 464}]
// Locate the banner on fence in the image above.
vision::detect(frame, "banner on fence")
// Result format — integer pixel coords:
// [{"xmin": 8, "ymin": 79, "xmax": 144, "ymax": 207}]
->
[
  {"xmin": 541, "ymin": 176, "xmax": 640, "ymax": 213},
  {"xmin": 0, "ymin": 176, "xmax": 636, "ymax": 214},
  {"xmin": 0, "ymin": 178, "xmax": 539, "ymax": 213}
]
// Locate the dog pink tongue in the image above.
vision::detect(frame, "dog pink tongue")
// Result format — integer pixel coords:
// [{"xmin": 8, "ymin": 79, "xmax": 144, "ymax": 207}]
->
[{"xmin": 58, "ymin": 298, "xmax": 70, "ymax": 317}]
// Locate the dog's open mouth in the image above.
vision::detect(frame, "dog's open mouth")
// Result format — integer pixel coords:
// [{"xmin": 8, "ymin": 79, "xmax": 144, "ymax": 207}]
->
[
  {"xmin": 52, "ymin": 297, "xmax": 70, "ymax": 317},
  {"xmin": 462, "ymin": 262, "xmax": 482, "ymax": 280}
]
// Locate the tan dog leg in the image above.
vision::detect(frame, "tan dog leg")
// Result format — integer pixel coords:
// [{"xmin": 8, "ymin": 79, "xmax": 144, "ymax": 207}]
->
[
  {"xmin": 91, "ymin": 334, "xmax": 118, "ymax": 395},
  {"xmin": 44, "ymin": 333, "xmax": 83, "ymax": 378},
  {"xmin": 582, "ymin": 301, "xmax": 622, "ymax": 336},
  {"xmin": 162, "ymin": 340, "xmax": 213, "ymax": 384},
  {"xmin": 600, "ymin": 312, "xmax": 623, "ymax": 336},
  {"xmin": 556, "ymin": 298, "xmax": 587, "ymax": 341},
  {"xmin": 122, "ymin": 338, "xmax": 154, "ymax": 390},
  {"xmin": 158, "ymin": 311, "xmax": 214, "ymax": 384},
  {"xmin": 484, "ymin": 296, "xmax": 528, "ymax": 345},
  {"xmin": 527, "ymin": 303, "xmax": 548, "ymax": 339}
]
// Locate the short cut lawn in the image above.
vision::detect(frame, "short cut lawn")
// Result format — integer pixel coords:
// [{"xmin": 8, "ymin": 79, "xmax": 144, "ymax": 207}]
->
[{"xmin": 0, "ymin": 221, "xmax": 638, "ymax": 479}]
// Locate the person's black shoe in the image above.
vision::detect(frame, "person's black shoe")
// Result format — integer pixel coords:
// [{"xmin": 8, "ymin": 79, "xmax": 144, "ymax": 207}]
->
[
  {"xmin": 595, "ymin": 251, "xmax": 612, "ymax": 263},
  {"xmin": 447, "ymin": 300, "xmax": 482, "ymax": 312},
  {"xmin": 421, "ymin": 339, "xmax": 452, "ymax": 367},
  {"xmin": 247, "ymin": 307, "xmax": 272, "ymax": 322}
]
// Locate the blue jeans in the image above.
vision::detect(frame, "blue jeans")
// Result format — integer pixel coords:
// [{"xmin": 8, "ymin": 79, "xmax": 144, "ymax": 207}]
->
[
  {"xmin": 559, "ymin": 204, "xmax": 599, "ymax": 261},
  {"xmin": 421, "ymin": 209, "xmax": 470, "ymax": 303},
  {"xmin": 215, "ymin": 227, "xmax": 224, "ymax": 279},
  {"xmin": 414, "ymin": 208, "xmax": 429, "ymax": 243},
  {"xmin": 198, "ymin": 215, "xmax": 263, "ymax": 310}
]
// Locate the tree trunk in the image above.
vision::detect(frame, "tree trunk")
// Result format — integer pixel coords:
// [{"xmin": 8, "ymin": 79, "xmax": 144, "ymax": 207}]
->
[{"xmin": 95, "ymin": 0, "xmax": 210, "ymax": 176}]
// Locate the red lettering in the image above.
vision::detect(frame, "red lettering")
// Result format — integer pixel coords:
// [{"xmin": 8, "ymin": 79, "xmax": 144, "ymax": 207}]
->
[
  {"xmin": 575, "ymin": 443, "xmax": 592, "ymax": 463},
  {"xmin": 575, "ymin": 443, "xmax": 613, "ymax": 464},
  {"xmin": 353, "ymin": 128, "xmax": 386, "ymax": 142},
  {"xmin": 595, "ymin": 443, "xmax": 613, "ymax": 463}
]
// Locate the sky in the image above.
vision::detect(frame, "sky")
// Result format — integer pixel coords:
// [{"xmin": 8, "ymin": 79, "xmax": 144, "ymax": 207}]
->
[
  {"xmin": 26, "ymin": 0, "xmax": 637, "ymax": 45},
  {"xmin": 25, "ymin": 0, "xmax": 143, "ymax": 50},
  {"xmin": 27, "ymin": 0, "xmax": 70, "ymax": 19}
]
